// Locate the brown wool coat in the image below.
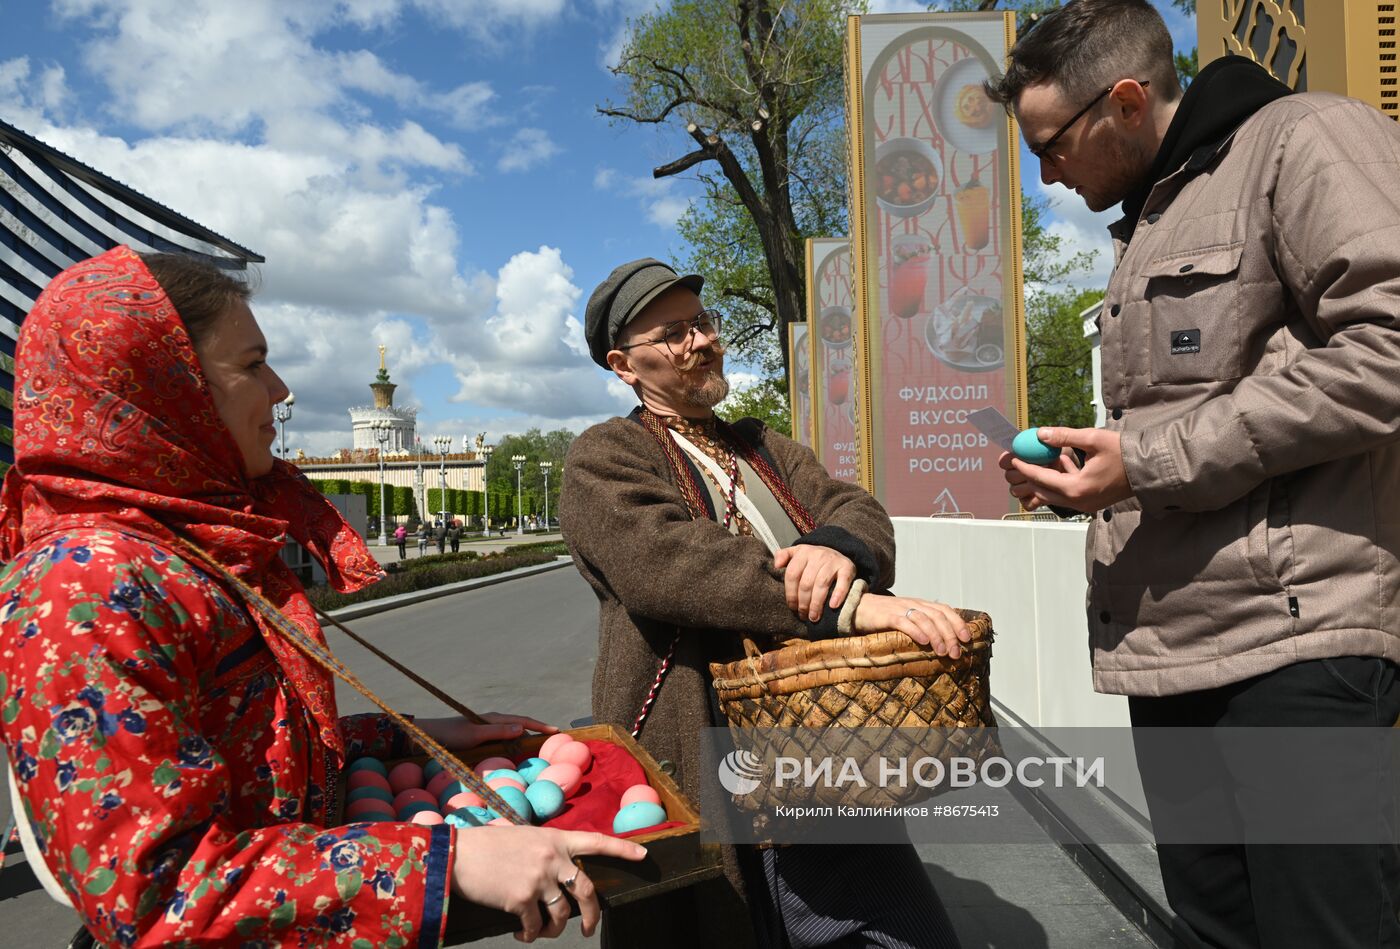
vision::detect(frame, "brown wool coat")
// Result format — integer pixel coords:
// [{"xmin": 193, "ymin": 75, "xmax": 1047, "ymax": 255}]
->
[{"xmin": 559, "ymin": 413, "xmax": 895, "ymax": 945}]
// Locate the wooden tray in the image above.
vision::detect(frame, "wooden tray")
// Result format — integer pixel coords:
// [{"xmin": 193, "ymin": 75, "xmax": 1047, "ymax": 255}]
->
[{"xmin": 338, "ymin": 723, "xmax": 723, "ymax": 942}]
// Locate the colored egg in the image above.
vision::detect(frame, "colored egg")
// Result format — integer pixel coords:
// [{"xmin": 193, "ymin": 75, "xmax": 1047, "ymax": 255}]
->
[
  {"xmin": 484, "ymin": 768, "xmax": 524, "ymax": 784},
  {"xmin": 620, "ymin": 784, "xmax": 661, "ymax": 808},
  {"xmin": 346, "ymin": 798, "xmax": 395, "ymax": 821},
  {"xmin": 411, "ymin": 810, "xmax": 445, "ymax": 826},
  {"xmin": 516, "ymin": 757, "xmax": 550, "ymax": 784},
  {"xmin": 464, "ymin": 806, "xmax": 493, "ymax": 823},
  {"xmin": 475, "ymin": 756, "xmax": 515, "ymax": 775},
  {"xmin": 359, "ymin": 812, "xmax": 396, "ymax": 822},
  {"xmin": 423, "ymin": 760, "xmax": 445, "ymax": 781},
  {"xmin": 539, "ymin": 733, "xmax": 575, "ymax": 762},
  {"xmin": 446, "ymin": 810, "xmax": 484, "ymax": 829},
  {"xmin": 486, "ymin": 776, "xmax": 527, "ymax": 794},
  {"xmin": 613, "ymin": 801, "xmax": 667, "ymax": 835},
  {"xmin": 398, "ymin": 801, "xmax": 438, "ymax": 821},
  {"xmin": 346, "ymin": 785, "xmax": 394, "ymax": 805},
  {"xmin": 348, "ymin": 757, "xmax": 388, "ymax": 776},
  {"xmin": 1011, "ymin": 428, "xmax": 1060, "ymax": 466},
  {"xmin": 552, "ymin": 741, "xmax": 592, "ymax": 772},
  {"xmin": 444, "ymin": 791, "xmax": 486, "ymax": 812},
  {"xmin": 494, "ymin": 785, "xmax": 535, "ymax": 823},
  {"xmin": 536, "ymin": 763, "xmax": 583, "ymax": 797},
  {"xmin": 525, "ymin": 779, "xmax": 565, "ymax": 820},
  {"xmin": 388, "ymin": 762, "xmax": 425, "ymax": 796},
  {"xmin": 393, "ymin": 788, "xmax": 437, "ymax": 812},
  {"xmin": 347, "ymin": 770, "xmax": 392, "ymax": 793},
  {"xmin": 425, "ymin": 771, "xmax": 459, "ymax": 800}
]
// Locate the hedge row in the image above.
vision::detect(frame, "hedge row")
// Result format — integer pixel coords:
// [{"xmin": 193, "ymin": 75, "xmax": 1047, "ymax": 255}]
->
[{"xmin": 306, "ymin": 548, "xmax": 562, "ymax": 611}]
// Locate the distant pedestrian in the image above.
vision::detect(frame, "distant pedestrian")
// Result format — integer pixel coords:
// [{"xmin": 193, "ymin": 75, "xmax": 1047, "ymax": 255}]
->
[
  {"xmin": 434, "ymin": 521, "xmax": 447, "ymax": 555},
  {"xmin": 417, "ymin": 525, "xmax": 429, "ymax": 556},
  {"xmin": 394, "ymin": 524, "xmax": 407, "ymax": 560},
  {"xmin": 448, "ymin": 521, "xmax": 461, "ymax": 553}
]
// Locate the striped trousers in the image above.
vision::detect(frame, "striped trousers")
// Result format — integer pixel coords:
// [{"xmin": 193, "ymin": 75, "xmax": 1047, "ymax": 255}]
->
[{"xmin": 748, "ymin": 843, "xmax": 962, "ymax": 949}]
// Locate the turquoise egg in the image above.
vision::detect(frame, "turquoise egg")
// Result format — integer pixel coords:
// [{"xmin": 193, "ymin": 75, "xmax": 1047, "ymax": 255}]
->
[
  {"xmin": 397, "ymin": 801, "xmax": 438, "ymax": 821},
  {"xmin": 1011, "ymin": 428, "xmax": 1060, "ymax": 466},
  {"xmin": 484, "ymin": 769, "xmax": 524, "ymax": 785},
  {"xmin": 436, "ymin": 782, "xmax": 465, "ymax": 808},
  {"xmin": 613, "ymin": 801, "xmax": 667, "ymax": 835},
  {"xmin": 347, "ymin": 757, "xmax": 388, "ymax": 776},
  {"xmin": 361, "ymin": 812, "xmax": 396, "ymax": 822},
  {"xmin": 346, "ymin": 786, "xmax": 394, "ymax": 805},
  {"xmin": 516, "ymin": 758, "xmax": 550, "ymax": 784},
  {"xmin": 525, "ymin": 779, "xmax": 565, "ymax": 820},
  {"xmin": 424, "ymin": 760, "xmax": 444, "ymax": 781},
  {"xmin": 494, "ymin": 785, "xmax": 535, "ymax": 824},
  {"xmin": 465, "ymin": 806, "xmax": 493, "ymax": 823},
  {"xmin": 446, "ymin": 810, "xmax": 483, "ymax": 829}
]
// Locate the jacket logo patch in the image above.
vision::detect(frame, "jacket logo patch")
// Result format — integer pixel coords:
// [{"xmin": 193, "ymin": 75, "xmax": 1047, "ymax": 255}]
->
[{"xmin": 1170, "ymin": 329, "xmax": 1201, "ymax": 355}]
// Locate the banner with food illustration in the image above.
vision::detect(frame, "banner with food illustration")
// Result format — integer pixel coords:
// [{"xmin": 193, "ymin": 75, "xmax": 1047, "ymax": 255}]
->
[
  {"xmin": 845, "ymin": 12, "xmax": 1027, "ymax": 516},
  {"xmin": 805, "ymin": 238, "xmax": 862, "ymax": 484},
  {"xmin": 787, "ymin": 322, "xmax": 815, "ymax": 448}
]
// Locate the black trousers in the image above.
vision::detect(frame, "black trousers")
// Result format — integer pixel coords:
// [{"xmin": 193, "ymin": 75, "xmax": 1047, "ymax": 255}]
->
[{"xmin": 1129, "ymin": 656, "xmax": 1400, "ymax": 949}]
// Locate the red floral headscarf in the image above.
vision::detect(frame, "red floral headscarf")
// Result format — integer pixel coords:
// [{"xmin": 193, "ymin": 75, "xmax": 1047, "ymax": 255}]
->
[{"xmin": 0, "ymin": 245, "xmax": 382, "ymax": 759}]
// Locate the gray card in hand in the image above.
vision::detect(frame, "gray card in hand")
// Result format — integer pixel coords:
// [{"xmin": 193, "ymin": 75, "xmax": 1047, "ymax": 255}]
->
[{"xmin": 967, "ymin": 407, "xmax": 1020, "ymax": 451}]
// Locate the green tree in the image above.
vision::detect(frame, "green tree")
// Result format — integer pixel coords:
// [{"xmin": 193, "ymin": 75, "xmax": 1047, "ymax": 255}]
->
[
  {"xmin": 483, "ymin": 429, "xmax": 572, "ymax": 522},
  {"xmin": 720, "ymin": 376, "xmax": 792, "ymax": 434},
  {"xmin": 1026, "ymin": 286, "xmax": 1103, "ymax": 428}
]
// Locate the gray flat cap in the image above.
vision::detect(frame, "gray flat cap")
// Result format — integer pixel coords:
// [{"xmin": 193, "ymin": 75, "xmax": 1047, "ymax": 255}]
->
[{"xmin": 585, "ymin": 258, "xmax": 704, "ymax": 367}]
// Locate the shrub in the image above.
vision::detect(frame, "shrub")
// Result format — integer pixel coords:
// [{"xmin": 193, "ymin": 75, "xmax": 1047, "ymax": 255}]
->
[{"xmin": 306, "ymin": 549, "xmax": 559, "ymax": 611}]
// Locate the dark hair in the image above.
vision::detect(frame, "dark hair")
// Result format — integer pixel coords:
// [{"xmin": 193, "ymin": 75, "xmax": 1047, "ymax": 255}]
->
[
  {"xmin": 139, "ymin": 253, "xmax": 253, "ymax": 347},
  {"xmin": 984, "ymin": 0, "xmax": 1181, "ymax": 110}
]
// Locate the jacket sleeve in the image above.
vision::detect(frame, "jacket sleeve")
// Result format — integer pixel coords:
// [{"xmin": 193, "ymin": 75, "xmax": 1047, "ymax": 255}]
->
[
  {"xmin": 1123, "ymin": 99, "xmax": 1400, "ymax": 513},
  {"xmin": 0, "ymin": 546, "xmax": 453, "ymax": 948},
  {"xmin": 562, "ymin": 420, "xmax": 854, "ymax": 638}
]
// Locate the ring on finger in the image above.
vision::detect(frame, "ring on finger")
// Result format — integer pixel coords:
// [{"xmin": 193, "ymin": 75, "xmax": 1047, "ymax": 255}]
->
[
  {"xmin": 904, "ymin": 607, "xmax": 921, "ymax": 620},
  {"xmin": 562, "ymin": 872, "xmax": 578, "ymax": 891},
  {"xmin": 543, "ymin": 892, "xmax": 565, "ymax": 906}
]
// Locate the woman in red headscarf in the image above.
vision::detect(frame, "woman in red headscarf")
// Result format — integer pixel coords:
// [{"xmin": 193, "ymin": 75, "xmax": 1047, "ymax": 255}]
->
[{"xmin": 0, "ymin": 247, "xmax": 642, "ymax": 947}]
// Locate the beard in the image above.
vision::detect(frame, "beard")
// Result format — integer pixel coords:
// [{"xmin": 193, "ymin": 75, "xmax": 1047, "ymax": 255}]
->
[{"xmin": 674, "ymin": 341, "xmax": 729, "ymax": 409}]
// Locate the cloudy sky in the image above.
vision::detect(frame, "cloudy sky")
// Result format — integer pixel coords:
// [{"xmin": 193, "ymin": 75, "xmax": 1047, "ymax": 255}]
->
[{"xmin": 0, "ymin": 0, "xmax": 1194, "ymax": 455}]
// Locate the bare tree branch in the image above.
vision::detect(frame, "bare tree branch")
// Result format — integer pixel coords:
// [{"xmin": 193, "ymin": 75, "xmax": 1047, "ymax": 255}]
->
[
  {"xmin": 722, "ymin": 286, "xmax": 776, "ymax": 313},
  {"xmin": 653, "ymin": 147, "xmax": 714, "ymax": 179}
]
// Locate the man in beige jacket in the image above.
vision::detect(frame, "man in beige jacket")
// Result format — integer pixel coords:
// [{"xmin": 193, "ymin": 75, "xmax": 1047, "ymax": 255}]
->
[{"xmin": 991, "ymin": 1, "xmax": 1400, "ymax": 946}]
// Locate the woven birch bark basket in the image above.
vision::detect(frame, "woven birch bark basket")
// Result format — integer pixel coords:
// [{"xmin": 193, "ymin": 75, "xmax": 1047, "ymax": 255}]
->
[{"xmin": 708, "ymin": 609, "xmax": 997, "ymax": 808}]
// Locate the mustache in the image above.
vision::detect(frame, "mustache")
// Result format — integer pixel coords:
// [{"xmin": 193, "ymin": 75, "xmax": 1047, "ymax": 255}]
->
[{"xmin": 675, "ymin": 339, "xmax": 726, "ymax": 373}]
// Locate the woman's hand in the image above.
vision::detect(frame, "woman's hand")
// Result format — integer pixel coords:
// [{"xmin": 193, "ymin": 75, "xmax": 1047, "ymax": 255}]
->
[
  {"xmin": 416, "ymin": 713, "xmax": 558, "ymax": 753},
  {"xmin": 853, "ymin": 593, "xmax": 971, "ymax": 658},
  {"xmin": 451, "ymin": 825, "xmax": 647, "ymax": 942}
]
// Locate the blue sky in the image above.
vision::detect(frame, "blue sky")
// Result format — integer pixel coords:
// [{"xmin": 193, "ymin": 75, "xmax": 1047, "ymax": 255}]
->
[{"xmin": 0, "ymin": 0, "xmax": 1195, "ymax": 455}]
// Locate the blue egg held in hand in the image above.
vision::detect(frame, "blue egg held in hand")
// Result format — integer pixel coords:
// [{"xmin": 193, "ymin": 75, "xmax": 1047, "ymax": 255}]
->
[
  {"xmin": 1011, "ymin": 428, "xmax": 1060, "ymax": 466},
  {"xmin": 613, "ymin": 801, "xmax": 668, "ymax": 835}
]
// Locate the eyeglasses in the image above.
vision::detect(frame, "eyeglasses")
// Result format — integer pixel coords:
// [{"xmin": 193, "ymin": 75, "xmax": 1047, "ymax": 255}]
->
[
  {"xmin": 1029, "ymin": 80, "xmax": 1149, "ymax": 165},
  {"xmin": 617, "ymin": 310, "xmax": 724, "ymax": 356}
]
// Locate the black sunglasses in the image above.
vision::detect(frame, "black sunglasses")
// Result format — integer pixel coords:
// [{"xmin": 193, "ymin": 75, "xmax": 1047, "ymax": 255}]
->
[{"xmin": 1029, "ymin": 80, "xmax": 1149, "ymax": 163}]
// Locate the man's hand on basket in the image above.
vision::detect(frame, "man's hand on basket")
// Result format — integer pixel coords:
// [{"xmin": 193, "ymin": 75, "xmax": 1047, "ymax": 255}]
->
[
  {"xmin": 853, "ymin": 594, "xmax": 971, "ymax": 658},
  {"xmin": 773, "ymin": 544, "xmax": 858, "ymax": 621},
  {"xmin": 417, "ymin": 713, "xmax": 558, "ymax": 752},
  {"xmin": 451, "ymin": 826, "xmax": 647, "ymax": 941}
]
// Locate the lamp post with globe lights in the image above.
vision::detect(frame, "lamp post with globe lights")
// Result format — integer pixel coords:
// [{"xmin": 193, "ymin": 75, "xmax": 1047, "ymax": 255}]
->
[
  {"xmin": 511, "ymin": 454, "xmax": 526, "ymax": 536},
  {"xmin": 432, "ymin": 435, "xmax": 452, "ymax": 526},
  {"xmin": 539, "ymin": 460, "xmax": 553, "ymax": 532},
  {"xmin": 273, "ymin": 392, "xmax": 295, "ymax": 458},
  {"xmin": 481, "ymin": 444, "xmax": 494, "ymax": 534},
  {"xmin": 372, "ymin": 419, "xmax": 391, "ymax": 543}
]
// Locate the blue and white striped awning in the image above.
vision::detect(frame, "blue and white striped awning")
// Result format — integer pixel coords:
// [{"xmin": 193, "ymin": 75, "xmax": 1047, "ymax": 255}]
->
[{"xmin": 0, "ymin": 117, "xmax": 262, "ymax": 466}]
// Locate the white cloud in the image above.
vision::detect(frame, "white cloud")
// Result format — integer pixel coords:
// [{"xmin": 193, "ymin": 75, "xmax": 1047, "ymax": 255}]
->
[
  {"xmin": 868, "ymin": 0, "xmax": 932, "ymax": 12},
  {"xmin": 593, "ymin": 165, "xmax": 691, "ymax": 229},
  {"xmin": 497, "ymin": 127, "xmax": 561, "ymax": 173},
  {"xmin": 1034, "ymin": 180, "xmax": 1118, "ymax": 293}
]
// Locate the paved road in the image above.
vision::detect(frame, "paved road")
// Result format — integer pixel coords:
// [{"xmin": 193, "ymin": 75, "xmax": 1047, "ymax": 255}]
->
[{"xmin": 1, "ymin": 568, "xmax": 1154, "ymax": 948}]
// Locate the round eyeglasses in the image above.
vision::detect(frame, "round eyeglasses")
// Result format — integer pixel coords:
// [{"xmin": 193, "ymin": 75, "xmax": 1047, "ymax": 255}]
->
[{"xmin": 616, "ymin": 310, "xmax": 724, "ymax": 356}]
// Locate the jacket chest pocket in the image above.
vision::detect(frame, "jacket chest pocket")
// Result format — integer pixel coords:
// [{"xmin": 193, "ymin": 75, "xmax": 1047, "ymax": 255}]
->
[{"xmin": 1141, "ymin": 242, "xmax": 1244, "ymax": 385}]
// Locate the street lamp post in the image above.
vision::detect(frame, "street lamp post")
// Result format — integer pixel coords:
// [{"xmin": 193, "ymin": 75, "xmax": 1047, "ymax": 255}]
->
[
  {"xmin": 481, "ymin": 444, "xmax": 493, "ymax": 534},
  {"xmin": 273, "ymin": 392, "xmax": 295, "ymax": 458},
  {"xmin": 432, "ymin": 435, "xmax": 452, "ymax": 526},
  {"xmin": 511, "ymin": 454, "xmax": 526, "ymax": 536},
  {"xmin": 539, "ymin": 460, "xmax": 553, "ymax": 532},
  {"xmin": 372, "ymin": 419, "xmax": 391, "ymax": 543}
]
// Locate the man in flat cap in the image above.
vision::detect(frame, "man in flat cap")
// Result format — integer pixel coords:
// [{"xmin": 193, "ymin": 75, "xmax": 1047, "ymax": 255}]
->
[{"xmin": 560, "ymin": 258, "xmax": 967, "ymax": 948}]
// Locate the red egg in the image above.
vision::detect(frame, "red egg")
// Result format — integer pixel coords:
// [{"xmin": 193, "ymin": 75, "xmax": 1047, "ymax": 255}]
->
[
  {"xmin": 552, "ymin": 741, "xmax": 592, "ymax": 772},
  {"xmin": 536, "ymin": 762, "xmax": 583, "ymax": 797},
  {"xmin": 346, "ymin": 798, "xmax": 395, "ymax": 821},
  {"xmin": 393, "ymin": 788, "xmax": 437, "ymax": 812},
  {"xmin": 485, "ymin": 775, "xmax": 527, "ymax": 794},
  {"xmin": 475, "ymin": 756, "xmax": 515, "ymax": 775},
  {"xmin": 620, "ymin": 784, "xmax": 661, "ymax": 808},
  {"xmin": 445, "ymin": 791, "xmax": 487, "ymax": 811},
  {"xmin": 539, "ymin": 734, "xmax": 575, "ymax": 762},
  {"xmin": 425, "ymin": 771, "xmax": 459, "ymax": 800},
  {"xmin": 410, "ymin": 810, "xmax": 445, "ymax": 826},
  {"xmin": 347, "ymin": 770, "xmax": 392, "ymax": 793},
  {"xmin": 388, "ymin": 762, "xmax": 425, "ymax": 796}
]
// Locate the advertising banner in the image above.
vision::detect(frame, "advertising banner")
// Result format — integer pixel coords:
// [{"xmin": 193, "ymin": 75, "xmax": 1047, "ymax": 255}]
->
[
  {"xmin": 845, "ymin": 12, "xmax": 1027, "ymax": 516},
  {"xmin": 805, "ymin": 238, "xmax": 861, "ymax": 483},
  {"xmin": 787, "ymin": 322, "xmax": 814, "ymax": 447}
]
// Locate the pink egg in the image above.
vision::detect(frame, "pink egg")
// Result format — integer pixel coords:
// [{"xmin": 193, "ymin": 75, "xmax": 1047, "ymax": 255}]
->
[
  {"xmin": 620, "ymin": 784, "xmax": 661, "ymax": 808},
  {"xmin": 475, "ymin": 756, "xmax": 516, "ymax": 775},
  {"xmin": 347, "ymin": 770, "xmax": 392, "ymax": 793},
  {"xmin": 410, "ymin": 810, "xmax": 445, "ymax": 826},
  {"xmin": 346, "ymin": 798, "xmax": 395, "ymax": 820},
  {"xmin": 485, "ymin": 776, "xmax": 527, "ymax": 793},
  {"xmin": 388, "ymin": 762, "xmax": 425, "ymax": 796},
  {"xmin": 445, "ymin": 791, "xmax": 487, "ymax": 811},
  {"xmin": 552, "ymin": 741, "xmax": 592, "ymax": 772},
  {"xmin": 425, "ymin": 771, "xmax": 459, "ymax": 799},
  {"xmin": 537, "ymin": 762, "xmax": 583, "ymax": 797},
  {"xmin": 393, "ymin": 788, "xmax": 437, "ymax": 812},
  {"xmin": 488, "ymin": 817, "xmax": 513, "ymax": 826},
  {"xmin": 539, "ymin": 733, "xmax": 575, "ymax": 762}
]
